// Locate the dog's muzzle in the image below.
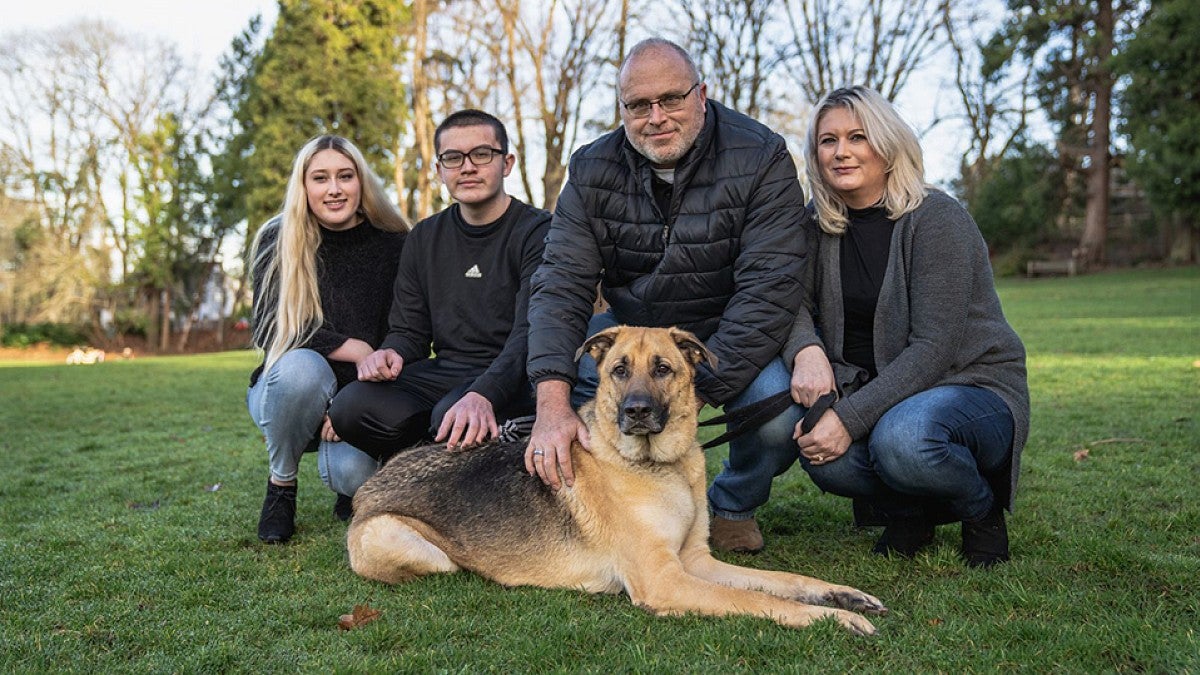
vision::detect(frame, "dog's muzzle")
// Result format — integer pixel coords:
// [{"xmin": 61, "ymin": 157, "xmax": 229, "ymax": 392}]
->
[{"xmin": 618, "ymin": 393, "xmax": 668, "ymax": 435}]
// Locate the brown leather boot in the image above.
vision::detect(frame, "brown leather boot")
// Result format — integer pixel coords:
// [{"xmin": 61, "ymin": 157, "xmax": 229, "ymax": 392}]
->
[{"xmin": 709, "ymin": 515, "xmax": 764, "ymax": 553}]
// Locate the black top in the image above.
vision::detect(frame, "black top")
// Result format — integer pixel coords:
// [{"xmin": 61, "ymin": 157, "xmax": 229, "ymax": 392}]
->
[
  {"xmin": 250, "ymin": 218, "xmax": 406, "ymax": 388},
  {"xmin": 650, "ymin": 173, "xmax": 672, "ymax": 222},
  {"xmin": 381, "ymin": 198, "xmax": 551, "ymax": 407},
  {"xmin": 839, "ymin": 206, "xmax": 895, "ymax": 378}
]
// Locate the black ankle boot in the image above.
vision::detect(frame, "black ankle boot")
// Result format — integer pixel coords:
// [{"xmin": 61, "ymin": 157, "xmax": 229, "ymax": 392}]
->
[
  {"xmin": 871, "ymin": 519, "xmax": 935, "ymax": 558},
  {"xmin": 333, "ymin": 493, "xmax": 353, "ymax": 522},
  {"xmin": 961, "ymin": 507, "xmax": 1009, "ymax": 568},
  {"xmin": 257, "ymin": 480, "xmax": 297, "ymax": 543}
]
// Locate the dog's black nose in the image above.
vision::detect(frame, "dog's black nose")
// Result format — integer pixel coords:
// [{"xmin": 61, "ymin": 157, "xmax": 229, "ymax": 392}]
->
[
  {"xmin": 623, "ymin": 397, "xmax": 654, "ymax": 421},
  {"xmin": 619, "ymin": 393, "xmax": 666, "ymax": 435}
]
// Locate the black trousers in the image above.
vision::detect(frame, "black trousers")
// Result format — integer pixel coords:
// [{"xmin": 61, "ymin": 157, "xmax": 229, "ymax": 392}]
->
[{"xmin": 328, "ymin": 358, "xmax": 533, "ymax": 460}]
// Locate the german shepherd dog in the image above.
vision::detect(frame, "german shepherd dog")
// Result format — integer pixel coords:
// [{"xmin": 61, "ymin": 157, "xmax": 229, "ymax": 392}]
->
[{"xmin": 348, "ymin": 326, "xmax": 886, "ymax": 634}]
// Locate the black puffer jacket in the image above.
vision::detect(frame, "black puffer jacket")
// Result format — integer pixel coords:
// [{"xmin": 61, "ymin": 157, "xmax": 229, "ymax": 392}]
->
[{"xmin": 527, "ymin": 101, "xmax": 809, "ymax": 404}]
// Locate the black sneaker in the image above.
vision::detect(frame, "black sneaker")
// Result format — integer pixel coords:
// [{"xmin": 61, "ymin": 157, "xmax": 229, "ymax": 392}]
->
[
  {"xmin": 871, "ymin": 519, "xmax": 935, "ymax": 558},
  {"xmin": 961, "ymin": 507, "xmax": 1009, "ymax": 568},
  {"xmin": 333, "ymin": 493, "xmax": 353, "ymax": 522},
  {"xmin": 257, "ymin": 480, "xmax": 297, "ymax": 543}
]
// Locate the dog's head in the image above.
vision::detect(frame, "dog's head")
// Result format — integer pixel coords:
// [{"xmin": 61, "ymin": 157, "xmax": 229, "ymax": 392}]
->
[{"xmin": 577, "ymin": 326, "xmax": 715, "ymax": 439}]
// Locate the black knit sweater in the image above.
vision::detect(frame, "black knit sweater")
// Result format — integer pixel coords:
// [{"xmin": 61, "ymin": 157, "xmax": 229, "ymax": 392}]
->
[
  {"xmin": 249, "ymin": 217, "xmax": 405, "ymax": 388},
  {"xmin": 381, "ymin": 198, "xmax": 550, "ymax": 407}
]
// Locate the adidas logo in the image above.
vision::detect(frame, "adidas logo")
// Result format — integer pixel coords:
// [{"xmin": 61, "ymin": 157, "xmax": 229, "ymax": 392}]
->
[{"xmin": 464, "ymin": 264, "xmax": 482, "ymax": 279}]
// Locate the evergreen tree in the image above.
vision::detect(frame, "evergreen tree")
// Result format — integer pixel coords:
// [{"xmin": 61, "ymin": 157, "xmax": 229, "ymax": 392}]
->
[
  {"xmin": 231, "ymin": 0, "xmax": 407, "ymax": 241},
  {"xmin": 1114, "ymin": 0, "xmax": 1200, "ymax": 262},
  {"xmin": 992, "ymin": 0, "xmax": 1146, "ymax": 265}
]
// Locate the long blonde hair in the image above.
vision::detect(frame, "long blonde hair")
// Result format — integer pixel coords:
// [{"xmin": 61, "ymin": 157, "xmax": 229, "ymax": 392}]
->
[
  {"xmin": 250, "ymin": 135, "xmax": 408, "ymax": 371},
  {"xmin": 805, "ymin": 86, "xmax": 926, "ymax": 235}
]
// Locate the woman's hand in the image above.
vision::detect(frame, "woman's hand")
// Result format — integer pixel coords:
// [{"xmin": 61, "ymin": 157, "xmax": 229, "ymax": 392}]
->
[
  {"xmin": 320, "ymin": 414, "xmax": 341, "ymax": 443},
  {"xmin": 791, "ymin": 344, "xmax": 836, "ymax": 407},
  {"xmin": 794, "ymin": 409, "xmax": 851, "ymax": 466},
  {"xmin": 356, "ymin": 348, "xmax": 403, "ymax": 381}
]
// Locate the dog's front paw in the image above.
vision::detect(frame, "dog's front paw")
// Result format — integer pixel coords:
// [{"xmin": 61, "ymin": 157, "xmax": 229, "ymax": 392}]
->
[
  {"xmin": 825, "ymin": 586, "xmax": 888, "ymax": 616},
  {"xmin": 828, "ymin": 608, "xmax": 879, "ymax": 636}
]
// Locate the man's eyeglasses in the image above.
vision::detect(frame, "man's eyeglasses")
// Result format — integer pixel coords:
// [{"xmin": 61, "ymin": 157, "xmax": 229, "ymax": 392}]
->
[
  {"xmin": 437, "ymin": 146, "xmax": 504, "ymax": 169},
  {"xmin": 621, "ymin": 82, "xmax": 701, "ymax": 119}
]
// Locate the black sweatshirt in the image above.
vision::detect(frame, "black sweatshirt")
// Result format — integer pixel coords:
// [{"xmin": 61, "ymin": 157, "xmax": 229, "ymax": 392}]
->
[
  {"xmin": 381, "ymin": 198, "xmax": 550, "ymax": 407},
  {"xmin": 250, "ymin": 218, "xmax": 405, "ymax": 388}
]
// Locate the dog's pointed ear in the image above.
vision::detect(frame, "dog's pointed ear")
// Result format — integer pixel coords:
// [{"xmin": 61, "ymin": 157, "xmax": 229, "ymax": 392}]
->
[
  {"xmin": 670, "ymin": 328, "xmax": 717, "ymax": 369},
  {"xmin": 576, "ymin": 326, "xmax": 621, "ymax": 365}
]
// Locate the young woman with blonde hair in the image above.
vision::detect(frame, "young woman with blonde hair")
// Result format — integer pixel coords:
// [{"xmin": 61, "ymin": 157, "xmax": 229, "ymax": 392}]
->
[{"xmin": 247, "ymin": 135, "xmax": 407, "ymax": 543}]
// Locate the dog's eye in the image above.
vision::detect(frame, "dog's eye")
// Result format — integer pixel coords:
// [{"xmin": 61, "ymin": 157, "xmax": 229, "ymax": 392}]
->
[
  {"xmin": 654, "ymin": 363, "xmax": 673, "ymax": 377},
  {"xmin": 611, "ymin": 364, "xmax": 628, "ymax": 378}
]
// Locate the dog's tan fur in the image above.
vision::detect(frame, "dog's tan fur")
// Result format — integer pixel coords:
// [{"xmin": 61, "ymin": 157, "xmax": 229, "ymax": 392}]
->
[{"xmin": 348, "ymin": 326, "xmax": 886, "ymax": 634}]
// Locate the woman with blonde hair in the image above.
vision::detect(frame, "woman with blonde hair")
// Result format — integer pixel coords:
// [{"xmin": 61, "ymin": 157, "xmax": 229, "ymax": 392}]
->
[
  {"xmin": 247, "ymin": 134, "xmax": 407, "ymax": 543},
  {"xmin": 709, "ymin": 86, "xmax": 1029, "ymax": 566}
]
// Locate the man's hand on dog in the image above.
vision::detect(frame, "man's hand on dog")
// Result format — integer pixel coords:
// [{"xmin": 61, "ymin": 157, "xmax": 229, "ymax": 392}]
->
[
  {"xmin": 357, "ymin": 348, "xmax": 404, "ymax": 382},
  {"xmin": 437, "ymin": 392, "xmax": 498, "ymax": 450},
  {"xmin": 526, "ymin": 380, "xmax": 591, "ymax": 489}
]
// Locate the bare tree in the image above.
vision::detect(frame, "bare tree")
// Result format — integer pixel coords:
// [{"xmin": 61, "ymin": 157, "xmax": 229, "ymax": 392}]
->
[
  {"xmin": 611, "ymin": 0, "xmax": 631, "ymax": 127},
  {"xmin": 781, "ymin": 0, "xmax": 952, "ymax": 103},
  {"xmin": 1078, "ymin": 0, "xmax": 1114, "ymax": 265},
  {"xmin": 496, "ymin": 0, "xmax": 538, "ymax": 204},
  {"xmin": 495, "ymin": 0, "xmax": 620, "ymax": 210},
  {"xmin": 0, "ymin": 24, "xmax": 114, "ymax": 325},
  {"xmin": 942, "ymin": 3, "xmax": 1035, "ymax": 204},
  {"xmin": 409, "ymin": 0, "xmax": 438, "ymax": 220},
  {"xmin": 401, "ymin": 0, "xmax": 510, "ymax": 217},
  {"xmin": 676, "ymin": 0, "xmax": 781, "ymax": 117}
]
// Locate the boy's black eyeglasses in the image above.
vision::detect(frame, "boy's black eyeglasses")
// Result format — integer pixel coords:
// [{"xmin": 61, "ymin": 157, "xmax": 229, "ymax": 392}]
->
[
  {"xmin": 622, "ymin": 82, "xmax": 701, "ymax": 118},
  {"xmin": 437, "ymin": 146, "xmax": 505, "ymax": 169}
]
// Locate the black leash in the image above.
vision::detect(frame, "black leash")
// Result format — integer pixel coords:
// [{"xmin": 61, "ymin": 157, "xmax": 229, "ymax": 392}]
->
[{"xmin": 700, "ymin": 391, "xmax": 837, "ymax": 449}]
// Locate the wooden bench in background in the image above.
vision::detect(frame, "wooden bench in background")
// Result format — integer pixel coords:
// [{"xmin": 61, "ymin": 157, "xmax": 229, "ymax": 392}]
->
[{"xmin": 1026, "ymin": 259, "xmax": 1079, "ymax": 277}]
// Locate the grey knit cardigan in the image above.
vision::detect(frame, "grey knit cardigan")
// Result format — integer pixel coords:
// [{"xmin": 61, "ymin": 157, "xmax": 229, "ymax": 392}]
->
[{"xmin": 784, "ymin": 189, "xmax": 1030, "ymax": 509}]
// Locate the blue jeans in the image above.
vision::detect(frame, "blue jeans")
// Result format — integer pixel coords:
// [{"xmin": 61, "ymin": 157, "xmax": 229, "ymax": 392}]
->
[
  {"xmin": 806, "ymin": 385, "xmax": 1014, "ymax": 522},
  {"xmin": 705, "ymin": 358, "xmax": 803, "ymax": 520},
  {"xmin": 711, "ymin": 383, "xmax": 1014, "ymax": 522},
  {"xmin": 573, "ymin": 313, "xmax": 801, "ymax": 522},
  {"xmin": 246, "ymin": 349, "xmax": 380, "ymax": 496}
]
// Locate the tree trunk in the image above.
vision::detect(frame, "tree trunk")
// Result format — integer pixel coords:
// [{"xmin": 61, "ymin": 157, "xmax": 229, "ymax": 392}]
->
[
  {"xmin": 410, "ymin": 0, "xmax": 436, "ymax": 221},
  {"xmin": 1077, "ymin": 0, "xmax": 1113, "ymax": 267},
  {"xmin": 159, "ymin": 288, "xmax": 171, "ymax": 352},
  {"xmin": 497, "ymin": 0, "xmax": 536, "ymax": 206},
  {"xmin": 1167, "ymin": 213, "xmax": 1199, "ymax": 264},
  {"xmin": 613, "ymin": 0, "xmax": 629, "ymax": 128},
  {"xmin": 216, "ymin": 273, "xmax": 227, "ymax": 350}
]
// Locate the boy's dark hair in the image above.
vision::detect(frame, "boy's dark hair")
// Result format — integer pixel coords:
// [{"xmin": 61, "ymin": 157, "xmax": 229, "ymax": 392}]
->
[{"xmin": 434, "ymin": 109, "xmax": 509, "ymax": 154}]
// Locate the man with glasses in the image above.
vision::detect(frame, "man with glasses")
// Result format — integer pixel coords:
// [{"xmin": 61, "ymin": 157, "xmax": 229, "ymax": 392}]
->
[
  {"xmin": 524, "ymin": 38, "xmax": 810, "ymax": 554},
  {"xmin": 329, "ymin": 110, "xmax": 550, "ymax": 488}
]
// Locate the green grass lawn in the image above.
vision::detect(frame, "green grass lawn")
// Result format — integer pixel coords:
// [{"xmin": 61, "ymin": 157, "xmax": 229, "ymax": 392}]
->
[{"xmin": 2, "ymin": 267, "xmax": 1197, "ymax": 672}]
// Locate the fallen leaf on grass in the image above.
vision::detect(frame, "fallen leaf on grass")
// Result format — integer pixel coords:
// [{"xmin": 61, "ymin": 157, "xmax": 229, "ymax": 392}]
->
[
  {"xmin": 928, "ymin": 617, "xmax": 944, "ymax": 626},
  {"xmin": 1073, "ymin": 449, "xmax": 1090, "ymax": 462},
  {"xmin": 204, "ymin": 483, "xmax": 222, "ymax": 492},
  {"xmin": 338, "ymin": 604, "xmax": 382, "ymax": 631}
]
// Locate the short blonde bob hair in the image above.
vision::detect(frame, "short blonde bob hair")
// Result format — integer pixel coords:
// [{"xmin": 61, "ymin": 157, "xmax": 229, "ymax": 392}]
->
[
  {"xmin": 250, "ymin": 135, "xmax": 408, "ymax": 372},
  {"xmin": 805, "ymin": 86, "xmax": 926, "ymax": 234}
]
